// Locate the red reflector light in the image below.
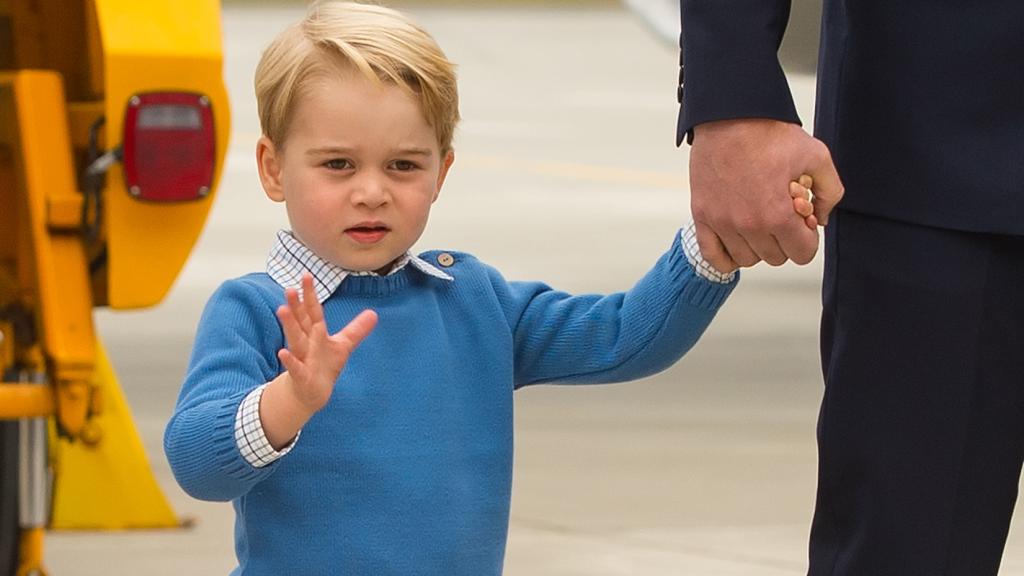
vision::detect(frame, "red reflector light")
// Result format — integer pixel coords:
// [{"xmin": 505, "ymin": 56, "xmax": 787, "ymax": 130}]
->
[{"xmin": 122, "ymin": 92, "xmax": 215, "ymax": 202}]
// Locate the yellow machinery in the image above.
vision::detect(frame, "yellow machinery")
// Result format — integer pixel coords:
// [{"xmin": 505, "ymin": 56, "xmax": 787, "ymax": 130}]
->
[{"xmin": 0, "ymin": 1, "xmax": 230, "ymax": 574}]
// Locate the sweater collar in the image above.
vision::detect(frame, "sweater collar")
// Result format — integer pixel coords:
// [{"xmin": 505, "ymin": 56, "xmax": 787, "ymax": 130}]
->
[{"xmin": 266, "ymin": 230, "xmax": 453, "ymax": 303}]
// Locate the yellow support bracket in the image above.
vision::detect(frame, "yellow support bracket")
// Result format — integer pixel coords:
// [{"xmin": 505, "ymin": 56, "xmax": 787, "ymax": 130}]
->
[
  {"xmin": 0, "ymin": 384, "xmax": 54, "ymax": 419},
  {"xmin": 16, "ymin": 527, "xmax": 47, "ymax": 576},
  {"xmin": 0, "ymin": 70, "xmax": 95, "ymax": 438},
  {"xmin": 50, "ymin": 340, "xmax": 180, "ymax": 530}
]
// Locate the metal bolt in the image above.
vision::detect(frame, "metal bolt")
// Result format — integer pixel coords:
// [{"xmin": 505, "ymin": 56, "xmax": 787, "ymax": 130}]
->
[
  {"xmin": 80, "ymin": 421, "xmax": 104, "ymax": 446},
  {"xmin": 198, "ymin": 95, "xmax": 210, "ymax": 107},
  {"xmin": 129, "ymin": 185, "xmax": 142, "ymax": 197},
  {"xmin": 129, "ymin": 95, "xmax": 141, "ymax": 107},
  {"xmin": 198, "ymin": 186, "xmax": 211, "ymax": 197}
]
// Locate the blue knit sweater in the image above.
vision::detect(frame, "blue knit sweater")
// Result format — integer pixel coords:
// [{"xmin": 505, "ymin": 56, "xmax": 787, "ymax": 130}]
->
[{"xmin": 164, "ymin": 232, "xmax": 736, "ymax": 575}]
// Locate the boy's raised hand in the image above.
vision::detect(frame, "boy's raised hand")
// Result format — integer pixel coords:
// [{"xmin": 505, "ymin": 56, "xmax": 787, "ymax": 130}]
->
[{"xmin": 276, "ymin": 273, "xmax": 378, "ymax": 415}]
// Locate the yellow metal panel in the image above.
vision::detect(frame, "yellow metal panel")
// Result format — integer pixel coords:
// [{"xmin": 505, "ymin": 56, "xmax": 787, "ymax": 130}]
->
[
  {"xmin": 2, "ymin": 72, "xmax": 96, "ymax": 388},
  {"xmin": 50, "ymin": 339, "xmax": 179, "ymax": 530},
  {"xmin": 94, "ymin": 0, "xmax": 230, "ymax": 309}
]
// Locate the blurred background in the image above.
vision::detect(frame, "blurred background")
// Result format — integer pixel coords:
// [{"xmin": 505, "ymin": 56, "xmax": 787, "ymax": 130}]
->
[{"xmin": 39, "ymin": 1, "xmax": 1024, "ymax": 575}]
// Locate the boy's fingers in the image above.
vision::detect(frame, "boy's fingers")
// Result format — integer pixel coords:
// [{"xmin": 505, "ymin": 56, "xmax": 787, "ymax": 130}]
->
[
  {"xmin": 333, "ymin": 310, "xmax": 378, "ymax": 355},
  {"xmin": 277, "ymin": 348, "xmax": 303, "ymax": 378},
  {"xmin": 790, "ymin": 180, "xmax": 811, "ymax": 201},
  {"xmin": 276, "ymin": 305, "xmax": 308, "ymax": 358},
  {"xmin": 793, "ymin": 196, "xmax": 814, "ymax": 217},
  {"xmin": 790, "ymin": 179, "xmax": 817, "ymax": 229},
  {"xmin": 301, "ymin": 274, "xmax": 325, "ymax": 325},
  {"xmin": 286, "ymin": 288, "xmax": 311, "ymax": 333},
  {"xmin": 794, "ymin": 198, "xmax": 814, "ymax": 218}
]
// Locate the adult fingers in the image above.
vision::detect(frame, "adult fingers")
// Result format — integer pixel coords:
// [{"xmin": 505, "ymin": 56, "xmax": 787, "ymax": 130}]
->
[
  {"xmin": 773, "ymin": 218, "xmax": 819, "ymax": 265},
  {"xmin": 742, "ymin": 229, "xmax": 788, "ymax": 267},
  {"xmin": 694, "ymin": 222, "xmax": 739, "ymax": 273},
  {"xmin": 716, "ymin": 229, "xmax": 762, "ymax": 268}
]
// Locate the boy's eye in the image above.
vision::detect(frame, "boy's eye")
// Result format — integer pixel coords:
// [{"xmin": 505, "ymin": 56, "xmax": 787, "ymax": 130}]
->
[
  {"xmin": 324, "ymin": 159, "xmax": 353, "ymax": 170},
  {"xmin": 390, "ymin": 160, "xmax": 419, "ymax": 172}
]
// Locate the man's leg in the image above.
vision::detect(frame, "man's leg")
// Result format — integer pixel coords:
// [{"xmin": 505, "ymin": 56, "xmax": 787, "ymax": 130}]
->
[{"xmin": 809, "ymin": 209, "xmax": 1024, "ymax": 576}]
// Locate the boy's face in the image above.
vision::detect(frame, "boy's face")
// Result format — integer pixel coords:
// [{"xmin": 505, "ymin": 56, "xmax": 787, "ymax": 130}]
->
[{"xmin": 257, "ymin": 73, "xmax": 454, "ymax": 273}]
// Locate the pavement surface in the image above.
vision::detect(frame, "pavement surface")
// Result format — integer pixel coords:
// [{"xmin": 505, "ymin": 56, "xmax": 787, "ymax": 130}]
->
[{"xmin": 41, "ymin": 4, "xmax": 1024, "ymax": 575}]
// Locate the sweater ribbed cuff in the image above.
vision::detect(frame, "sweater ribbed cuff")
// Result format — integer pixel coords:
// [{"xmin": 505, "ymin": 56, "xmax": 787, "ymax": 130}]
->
[
  {"xmin": 670, "ymin": 228, "xmax": 738, "ymax": 310},
  {"xmin": 166, "ymin": 389, "xmax": 280, "ymax": 499}
]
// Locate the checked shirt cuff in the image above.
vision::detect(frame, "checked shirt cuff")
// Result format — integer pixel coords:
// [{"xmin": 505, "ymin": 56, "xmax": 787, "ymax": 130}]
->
[
  {"xmin": 234, "ymin": 384, "xmax": 299, "ymax": 468},
  {"xmin": 681, "ymin": 221, "xmax": 737, "ymax": 284}
]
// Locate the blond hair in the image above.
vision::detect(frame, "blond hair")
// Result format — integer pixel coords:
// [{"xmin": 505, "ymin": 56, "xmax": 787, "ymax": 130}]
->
[{"xmin": 255, "ymin": 1, "xmax": 460, "ymax": 152}]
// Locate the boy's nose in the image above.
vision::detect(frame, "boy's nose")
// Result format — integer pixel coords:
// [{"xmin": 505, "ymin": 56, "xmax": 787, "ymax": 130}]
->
[{"xmin": 350, "ymin": 177, "xmax": 389, "ymax": 208}]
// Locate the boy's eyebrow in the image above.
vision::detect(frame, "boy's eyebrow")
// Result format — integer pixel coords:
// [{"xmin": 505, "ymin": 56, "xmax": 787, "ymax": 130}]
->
[
  {"xmin": 305, "ymin": 146, "xmax": 433, "ymax": 157},
  {"xmin": 306, "ymin": 146, "xmax": 356, "ymax": 156},
  {"xmin": 394, "ymin": 147, "xmax": 434, "ymax": 157}
]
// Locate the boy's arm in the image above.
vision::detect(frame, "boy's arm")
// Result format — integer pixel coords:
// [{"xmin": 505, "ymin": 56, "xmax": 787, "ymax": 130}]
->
[
  {"xmin": 491, "ymin": 179, "xmax": 814, "ymax": 389},
  {"xmin": 165, "ymin": 276, "xmax": 376, "ymax": 502},
  {"xmin": 164, "ymin": 279, "xmax": 285, "ymax": 501},
  {"xmin": 490, "ymin": 231, "xmax": 736, "ymax": 389}
]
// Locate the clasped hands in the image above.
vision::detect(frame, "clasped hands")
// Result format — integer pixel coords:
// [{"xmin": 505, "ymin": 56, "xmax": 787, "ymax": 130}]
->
[{"xmin": 690, "ymin": 118, "xmax": 845, "ymax": 273}]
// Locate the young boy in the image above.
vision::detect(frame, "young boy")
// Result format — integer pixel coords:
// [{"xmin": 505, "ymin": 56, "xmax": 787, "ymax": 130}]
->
[{"xmin": 164, "ymin": 2, "xmax": 817, "ymax": 574}]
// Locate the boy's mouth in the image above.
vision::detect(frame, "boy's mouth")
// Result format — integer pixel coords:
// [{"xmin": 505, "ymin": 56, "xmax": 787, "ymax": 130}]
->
[{"xmin": 345, "ymin": 223, "xmax": 390, "ymax": 244}]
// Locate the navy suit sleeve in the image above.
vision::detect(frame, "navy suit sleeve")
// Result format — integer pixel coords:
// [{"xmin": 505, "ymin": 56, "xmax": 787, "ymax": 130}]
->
[{"xmin": 677, "ymin": 0, "xmax": 802, "ymax": 145}]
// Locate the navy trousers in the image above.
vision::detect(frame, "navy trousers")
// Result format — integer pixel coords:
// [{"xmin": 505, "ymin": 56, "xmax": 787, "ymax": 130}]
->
[{"xmin": 809, "ymin": 209, "xmax": 1024, "ymax": 575}]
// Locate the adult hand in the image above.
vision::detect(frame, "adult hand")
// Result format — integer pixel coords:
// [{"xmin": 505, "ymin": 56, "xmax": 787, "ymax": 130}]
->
[{"xmin": 690, "ymin": 118, "xmax": 844, "ymax": 272}]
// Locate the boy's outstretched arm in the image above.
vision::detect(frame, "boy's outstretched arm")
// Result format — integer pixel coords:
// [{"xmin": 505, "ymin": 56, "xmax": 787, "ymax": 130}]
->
[
  {"xmin": 487, "ymin": 231, "xmax": 736, "ymax": 389},
  {"xmin": 492, "ymin": 176, "xmax": 818, "ymax": 389},
  {"xmin": 261, "ymin": 273, "xmax": 377, "ymax": 449}
]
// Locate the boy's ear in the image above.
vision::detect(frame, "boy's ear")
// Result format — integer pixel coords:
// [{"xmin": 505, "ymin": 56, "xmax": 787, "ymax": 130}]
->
[
  {"xmin": 433, "ymin": 150, "xmax": 455, "ymax": 202},
  {"xmin": 257, "ymin": 135, "xmax": 285, "ymax": 203}
]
